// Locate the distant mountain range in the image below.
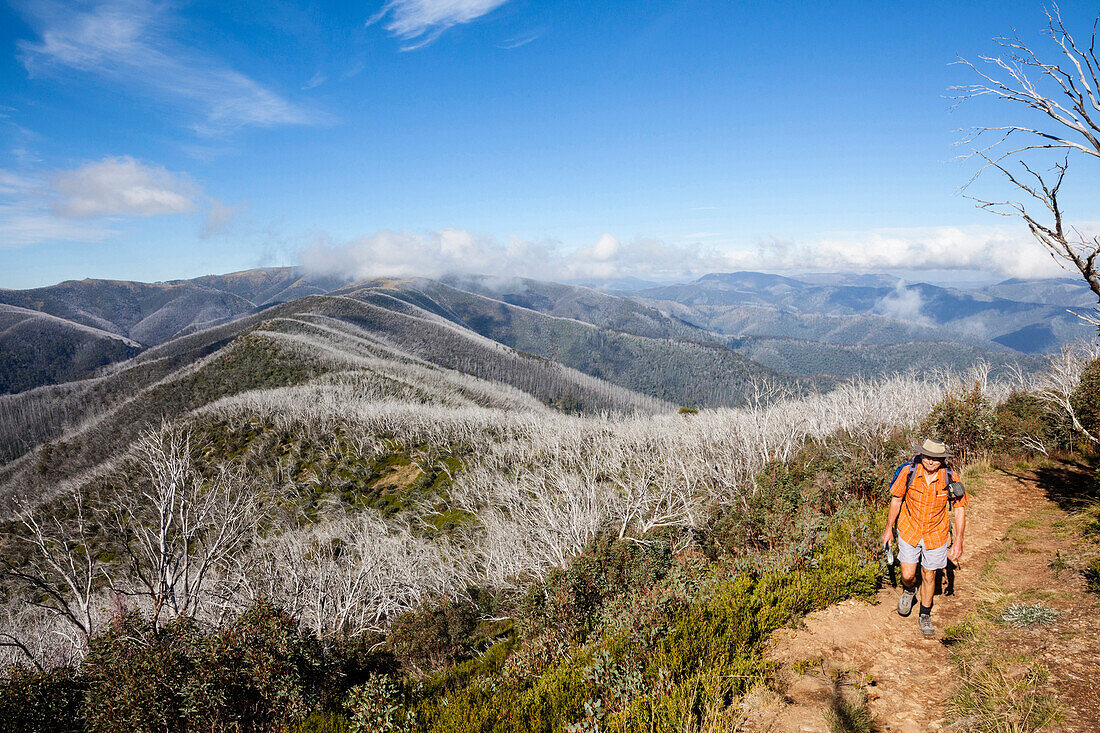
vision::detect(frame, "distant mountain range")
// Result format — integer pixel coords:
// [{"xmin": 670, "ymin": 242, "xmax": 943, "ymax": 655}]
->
[
  {"xmin": 611, "ymin": 271, "xmax": 1095, "ymax": 364},
  {"xmin": 2, "ymin": 267, "xmax": 1091, "ymax": 404}
]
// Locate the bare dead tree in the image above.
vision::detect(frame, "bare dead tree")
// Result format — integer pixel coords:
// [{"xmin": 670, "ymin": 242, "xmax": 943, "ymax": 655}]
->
[
  {"xmin": 114, "ymin": 425, "xmax": 258, "ymax": 628},
  {"xmin": 1033, "ymin": 341, "xmax": 1100, "ymax": 443},
  {"xmin": 954, "ymin": 6, "xmax": 1100, "ymax": 303},
  {"xmin": 1, "ymin": 490, "xmax": 102, "ymax": 661}
]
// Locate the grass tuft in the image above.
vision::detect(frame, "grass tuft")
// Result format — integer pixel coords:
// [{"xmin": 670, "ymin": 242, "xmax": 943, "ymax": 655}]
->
[{"xmin": 999, "ymin": 603, "xmax": 1060, "ymax": 628}]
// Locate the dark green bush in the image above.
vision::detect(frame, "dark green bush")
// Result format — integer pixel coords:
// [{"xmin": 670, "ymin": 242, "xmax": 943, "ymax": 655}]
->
[
  {"xmin": 387, "ymin": 596, "xmax": 479, "ymax": 673},
  {"xmin": 345, "ymin": 674, "xmax": 415, "ymax": 732},
  {"xmin": 920, "ymin": 383, "xmax": 998, "ymax": 462},
  {"xmin": 82, "ymin": 614, "xmax": 202, "ymax": 733},
  {"xmin": 517, "ymin": 535, "xmax": 674, "ymax": 647},
  {"xmin": 994, "ymin": 391, "xmax": 1074, "ymax": 454},
  {"xmin": 1071, "ymin": 355, "xmax": 1100, "ymax": 440},
  {"xmin": 0, "ymin": 665, "xmax": 84, "ymax": 733},
  {"xmin": 185, "ymin": 602, "xmax": 321, "ymax": 732},
  {"xmin": 81, "ymin": 602, "xmax": 322, "ymax": 733}
]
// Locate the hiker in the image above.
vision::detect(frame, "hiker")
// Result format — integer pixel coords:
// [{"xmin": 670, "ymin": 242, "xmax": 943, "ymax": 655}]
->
[{"xmin": 880, "ymin": 439, "xmax": 968, "ymax": 636}]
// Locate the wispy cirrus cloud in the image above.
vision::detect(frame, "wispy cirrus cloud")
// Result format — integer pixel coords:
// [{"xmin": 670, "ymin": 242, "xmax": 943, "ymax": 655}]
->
[
  {"xmin": 14, "ymin": 0, "xmax": 320, "ymax": 134},
  {"xmin": 371, "ymin": 0, "xmax": 512, "ymax": 49}
]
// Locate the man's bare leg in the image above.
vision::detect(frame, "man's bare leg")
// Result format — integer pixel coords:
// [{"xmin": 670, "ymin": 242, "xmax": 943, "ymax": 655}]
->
[
  {"xmin": 899, "ymin": 562, "xmax": 918, "ymax": 589},
  {"xmin": 919, "ymin": 566, "xmax": 937, "ymax": 610}
]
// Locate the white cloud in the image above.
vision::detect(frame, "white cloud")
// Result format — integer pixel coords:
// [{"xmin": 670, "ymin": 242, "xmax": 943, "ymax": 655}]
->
[
  {"xmin": 302, "ymin": 71, "xmax": 326, "ymax": 90},
  {"xmin": 0, "ymin": 169, "xmax": 114, "ymax": 248},
  {"xmin": 50, "ymin": 156, "xmax": 199, "ymax": 218},
  {"xmin": 591, "ymin": 233, "xmax": 620, "ymax": 261},
  {"xmin": 372, "ymin": 0, "xmax": 511, "ymax": 49},
  {"xmin": 497, "ymin": 33, "xmax": 538, "ymax": 50},
  {"xmin": 0, "ymin": 156, "xmax": 219, "ymax": 247},
  {"xmin": 301, "ymin": 229, "xmax": 743, "ymax": 283},
  {"xmin": 299, "ymin": 223, "xmax": 1080, "ymax": 284},
  {"xmin": 874, "ymin": 282, "xmax": 933, "ymax": 326},
  {"xmin": 785, "ymin": 225, "xmax": 1072, "ymax": 280},
  {"xmin": 16, "ymin": 0, "xmax": 319, "ymax": 133}
]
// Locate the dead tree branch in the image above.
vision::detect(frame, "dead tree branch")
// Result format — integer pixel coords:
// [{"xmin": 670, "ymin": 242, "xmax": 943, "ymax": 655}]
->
[{"xmin": 955, "ymin": 7, "xmax": 1100, "ymax": 301}]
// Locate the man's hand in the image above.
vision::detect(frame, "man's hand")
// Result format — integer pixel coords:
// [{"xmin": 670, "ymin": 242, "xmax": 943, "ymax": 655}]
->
[
  {"xmin": 949, "ymin": 541, "xmax": 963, "ymax": 563},
  {"xmin": 880, "ymin": 527, "xmax": 892, "ymax": 548}
]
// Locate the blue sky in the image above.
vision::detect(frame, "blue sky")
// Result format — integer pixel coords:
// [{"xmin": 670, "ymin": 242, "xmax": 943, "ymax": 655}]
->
[{"xmin": 2, "ymin": 0, "xmax": 1100, "ymax": 288}]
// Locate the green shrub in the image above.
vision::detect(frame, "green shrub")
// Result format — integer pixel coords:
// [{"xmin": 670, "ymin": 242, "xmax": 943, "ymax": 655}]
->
[
  {"xmin": 81, "ymin": 603, "xmax": 322, "ymax": 733},
  {"xmin": 387, "ymin": 596, "xmax": 479, "ymax": 673},
  {"xmin": 1071, "ymin": 355, "xmax": 1100, "ymax": 439},
  {"xmin": 920, "ymin": 383, "xmax": 998, "ymax": 462},
  {"xmin": 185, "ymin": 602, "xmax": 321, "ymax": 732},
  {"xmin": 994, "ymin": 391, "xmax": 1073, "ymax": 454},
  {"xmin": 82, "ymin": 613, "xmax": 202, "ymax": 733},
  {"xmin": 517, "ymin": 535, "xmax": 674, "ymax": 648},
  {"xmin": 345, "ymin": 674, "xmax": 415, "ymax": 733},
  {"xmin": 0, "ymin": 665, "xmax": 84, "ymax": 733},
  {"xmin": 706, "ymin": 459, "xmax": 826, "ymax": 570}
]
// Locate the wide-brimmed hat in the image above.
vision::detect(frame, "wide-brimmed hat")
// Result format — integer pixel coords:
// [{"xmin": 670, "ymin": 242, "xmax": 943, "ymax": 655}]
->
[{"xmin": 913, "ymin": 438, "xmax": 953, "ymax": 459}]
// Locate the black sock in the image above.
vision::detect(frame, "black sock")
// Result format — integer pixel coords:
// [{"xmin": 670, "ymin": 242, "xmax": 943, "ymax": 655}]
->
[{"xmin": 919, "ymin": 604, "xmax": 932, "ymax": 616}]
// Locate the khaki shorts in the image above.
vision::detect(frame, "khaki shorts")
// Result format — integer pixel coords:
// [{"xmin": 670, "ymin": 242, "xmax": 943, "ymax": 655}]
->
[{"xmin": 897, "ymin": 537, "xmax": 948, "ymax": 570}]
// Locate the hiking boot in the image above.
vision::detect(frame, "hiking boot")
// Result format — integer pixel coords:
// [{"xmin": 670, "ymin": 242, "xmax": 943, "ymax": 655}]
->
[
  {"xmin": 897, "ymin": 587, "xmax": 916, "ymax": 617},
  {"xmin": 919, "ymin": 613, "xmax": 935, "ymax": 636}
]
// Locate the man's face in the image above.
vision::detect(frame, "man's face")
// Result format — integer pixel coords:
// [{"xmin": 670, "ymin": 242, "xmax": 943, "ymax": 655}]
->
[{"xmin": 920, "ymin": 455, "xmax": 944, "ymax": 472}]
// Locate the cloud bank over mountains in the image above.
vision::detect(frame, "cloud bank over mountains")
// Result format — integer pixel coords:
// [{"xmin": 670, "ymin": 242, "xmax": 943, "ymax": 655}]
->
[{"xmin": 299, "ymin": 223, "xmax": 1071, "ymax": 284}]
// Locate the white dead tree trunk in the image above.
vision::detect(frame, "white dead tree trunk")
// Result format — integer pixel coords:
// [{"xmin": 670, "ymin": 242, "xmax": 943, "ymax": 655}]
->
[
  {"xmin": 954, "ymin": 7, "xmax": 1100, "ymax": 305},
  {"xmin": 115, "ymin": 426, "xmax": 258, "ymax": 628},
  {"xmin": 1033, "ymin": 342, "xmax": 1100, "ymax": 443},
  {"xmin": 2, "ymin": 490, "xmax": 101, "ymax": 663}
]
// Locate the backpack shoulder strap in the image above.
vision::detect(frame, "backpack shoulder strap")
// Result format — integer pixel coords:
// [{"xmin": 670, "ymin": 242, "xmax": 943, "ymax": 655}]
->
[
  {"xmin": 890, "ymin": 456, "xmax": 920, "ymax": 503},
  {"xmin": 903, "ymin": 457, "xmax": 920, "ymax": 497}
]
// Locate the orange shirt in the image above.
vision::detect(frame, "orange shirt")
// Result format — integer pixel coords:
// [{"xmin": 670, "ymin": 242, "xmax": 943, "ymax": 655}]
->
[{"xmin": 890, "ymin": 463, "xmax": 968, "ymax": 549}]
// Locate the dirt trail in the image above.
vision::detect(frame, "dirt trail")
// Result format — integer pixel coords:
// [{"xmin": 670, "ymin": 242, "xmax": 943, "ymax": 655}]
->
[{"xmin": 745, "ymin": 465, "xmax": 1100, "ymax": 733}]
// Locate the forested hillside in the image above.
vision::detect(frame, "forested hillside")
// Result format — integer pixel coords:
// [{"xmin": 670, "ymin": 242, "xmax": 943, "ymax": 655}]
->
[
  {"xmin": 3, "ymin": 268, "xmax": 1076, "ymax": 397},
  {"xmin": 0, "ymin": 292, "xmax": 665, "ymax": 500},
  {"xmin": 2, "ymin": 319, "xmax": 1096, "ymax": 731},
  {"xmin": 619, "ymin": 272, "xmax": 1096, "ymax": 354}
]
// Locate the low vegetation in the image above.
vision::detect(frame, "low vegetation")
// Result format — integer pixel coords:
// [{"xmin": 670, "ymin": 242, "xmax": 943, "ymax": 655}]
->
[{"xmin": 0, "ymin": 323, "xmax": 1096, "ymax": 730}]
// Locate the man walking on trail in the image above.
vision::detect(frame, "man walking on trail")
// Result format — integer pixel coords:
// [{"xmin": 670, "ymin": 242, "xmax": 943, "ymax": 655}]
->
[{"xmin": 880, "ymin": 439, "xmax": 968, "ymax": 636}]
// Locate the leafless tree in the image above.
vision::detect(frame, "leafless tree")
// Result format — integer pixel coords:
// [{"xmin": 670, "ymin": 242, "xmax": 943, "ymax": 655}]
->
[
  {"xmin": 1, "ymin": 490, "xmax": 102, "ymax": 660},
  {"xmin": 954, "ymin": 6, "xmax": 1100, "ymax": 303},
  {"xmin": 113, "ymin": 425, "xmax": 259, "ymax": 628},
  {"xmin": 1027, "ymin": 341, "xmax": 1100, "ymax": 443}
]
